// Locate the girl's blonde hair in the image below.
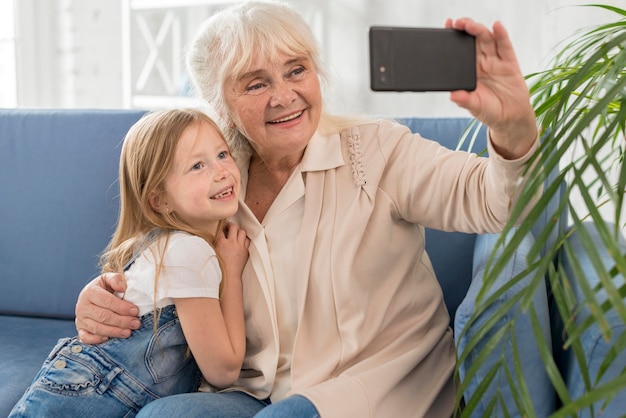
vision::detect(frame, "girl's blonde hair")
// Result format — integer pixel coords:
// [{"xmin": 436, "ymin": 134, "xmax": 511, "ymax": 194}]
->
[
  {"xmin": 100, "ymin": 108, "xmax": 227, "ymax": 276},
  {"xmin": 185, "ymin": 0, "xmax": 363, "ymax": 163}
]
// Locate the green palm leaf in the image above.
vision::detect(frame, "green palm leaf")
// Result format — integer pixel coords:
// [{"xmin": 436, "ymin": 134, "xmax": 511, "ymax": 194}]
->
[{"xmin": 457, "ymin": 4, "xmax": 626, "ymax": 416}]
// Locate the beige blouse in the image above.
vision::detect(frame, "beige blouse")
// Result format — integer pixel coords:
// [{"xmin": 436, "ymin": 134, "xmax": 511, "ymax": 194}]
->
[{"xmin": 229, "ymin": 119, "xmax": 539, "ymax": 417}]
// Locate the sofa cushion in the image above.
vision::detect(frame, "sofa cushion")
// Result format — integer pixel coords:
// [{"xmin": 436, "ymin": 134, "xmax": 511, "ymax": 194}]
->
[
  {"xmin": 0, "ymin": 315, "xmax": 77, "ymax": 417},
  {"xmin": 455, "ymin": 230, "xmax": 555, "ymax": 417}
]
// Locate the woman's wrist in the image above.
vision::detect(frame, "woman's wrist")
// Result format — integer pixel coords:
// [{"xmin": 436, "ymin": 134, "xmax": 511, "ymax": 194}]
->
[{"xmin": 488, "ymin": 123, "xmax": 538, "ymax": 160}]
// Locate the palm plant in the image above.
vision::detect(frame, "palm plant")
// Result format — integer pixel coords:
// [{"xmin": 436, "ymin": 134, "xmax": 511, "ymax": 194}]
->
[{"xmin": 456, "ymin": 4, "xmax": 626, "ymax": 417}]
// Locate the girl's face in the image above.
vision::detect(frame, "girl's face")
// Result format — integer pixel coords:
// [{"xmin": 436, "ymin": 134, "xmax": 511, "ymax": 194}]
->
[
  {"xmin": 224, "ymin": 51, "xmax": 322, "ymax": 161},
  {"xmin": 157, "ymin": 120, "xmax": 241, "ymax": 232}
]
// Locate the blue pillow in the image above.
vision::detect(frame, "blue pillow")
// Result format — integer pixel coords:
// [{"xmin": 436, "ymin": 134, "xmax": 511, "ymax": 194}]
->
[{"xmin": 454, "ymin": 231, "xmax": 555, "ymax": 417}]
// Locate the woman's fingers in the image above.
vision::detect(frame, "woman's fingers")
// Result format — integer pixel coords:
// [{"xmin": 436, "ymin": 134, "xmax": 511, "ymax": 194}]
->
[{"xmin": 74, "ymin": 274, "xmax": 140, "ymax": 343}]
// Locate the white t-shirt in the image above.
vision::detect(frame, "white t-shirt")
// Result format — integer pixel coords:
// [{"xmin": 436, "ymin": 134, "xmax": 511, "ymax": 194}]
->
[{"xmin": 118, "ymin": 231, "xmax": 221, "ymax": 316}]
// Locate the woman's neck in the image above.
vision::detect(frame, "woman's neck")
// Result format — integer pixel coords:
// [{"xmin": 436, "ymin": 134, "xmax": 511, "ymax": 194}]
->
[{"xmin": 244, "ymin": 153, "xmax": 301, "ymax": 222}]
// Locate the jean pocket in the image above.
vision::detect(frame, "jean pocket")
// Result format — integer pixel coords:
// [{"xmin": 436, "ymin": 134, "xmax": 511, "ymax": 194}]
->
[
  {"xmin": 36, "ymin": 348, "xmax": 123, "ymax": 396},
  {"xmin": 144, "ymin": 318, "xmax": 195, "ymax": 384}
]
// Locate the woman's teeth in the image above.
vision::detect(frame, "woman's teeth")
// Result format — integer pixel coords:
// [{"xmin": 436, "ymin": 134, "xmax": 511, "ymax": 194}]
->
[{"xmin": 270, "ymin": 111, "xmax": 303, "ymax": 124}]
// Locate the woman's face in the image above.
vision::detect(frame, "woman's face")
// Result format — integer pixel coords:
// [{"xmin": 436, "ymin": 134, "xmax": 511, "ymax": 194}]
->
[{"xmin": 224, "ymin": 51, "xmax": 322, "ymax": 161}]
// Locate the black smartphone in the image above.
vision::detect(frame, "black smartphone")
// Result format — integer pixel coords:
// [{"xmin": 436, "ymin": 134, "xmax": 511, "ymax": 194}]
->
[{"xmin": 369, "ymin": 26, "xmax": 476, "ymax": 92}]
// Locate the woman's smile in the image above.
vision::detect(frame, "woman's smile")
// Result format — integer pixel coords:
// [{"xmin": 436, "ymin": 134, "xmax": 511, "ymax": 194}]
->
[{"xmin": 268, "ymin": 110, "xmax": 304, "ymax": 124}]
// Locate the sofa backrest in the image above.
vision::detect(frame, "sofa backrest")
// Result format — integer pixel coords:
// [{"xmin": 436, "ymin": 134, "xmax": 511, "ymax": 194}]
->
[
  {"xmin": 0, "ymin": 109, "xmax": 147, "ymax": 318},
  {"xmin": 0, "ymin": 112, "xmax": 479, "ymax": 321},
  {"xmin": 0, "ymin": 111, "xmax": 563, "ymax": 324}
]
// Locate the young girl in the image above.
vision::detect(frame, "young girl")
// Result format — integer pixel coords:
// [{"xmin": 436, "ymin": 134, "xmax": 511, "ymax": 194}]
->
[{"xmin": 9, "ymin": 109, "xmax": 248, "ymax": 417}]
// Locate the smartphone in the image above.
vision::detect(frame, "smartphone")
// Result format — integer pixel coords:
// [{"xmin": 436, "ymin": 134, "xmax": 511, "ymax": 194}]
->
[{"xmin": 369, "ymin": 26, "xmax": 476, "ymax": 92}]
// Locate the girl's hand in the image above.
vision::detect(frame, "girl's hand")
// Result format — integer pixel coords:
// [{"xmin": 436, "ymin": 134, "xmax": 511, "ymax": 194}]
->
[{"xmin": 215, "ymin": 222, "xmax": 250, "ymax": 279}]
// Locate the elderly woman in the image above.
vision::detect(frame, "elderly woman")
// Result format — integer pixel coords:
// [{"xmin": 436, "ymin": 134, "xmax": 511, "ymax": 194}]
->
[{"xmin": 74, "ymin": 0, "xmax": 539, "ymax": 416}]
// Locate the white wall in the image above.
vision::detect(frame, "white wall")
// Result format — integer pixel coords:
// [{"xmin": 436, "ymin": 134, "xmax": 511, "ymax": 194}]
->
[
  {"xmin": 14, "ymin": 0, "xmax": 622, "ymax": 117},
  {"xmin": 15, "ymin": 0, "xmax": 123, "ymax": 108},
  {"xmin": 323, "ymin": 0, "xmax": 622, "ymax": 118}
]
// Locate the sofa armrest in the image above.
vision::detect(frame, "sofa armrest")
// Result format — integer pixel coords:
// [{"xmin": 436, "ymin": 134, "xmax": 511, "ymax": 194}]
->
[
  {"xmin": 454, "ymin": 230, "xmax": 554, "ymax": 417},
  {"xmin": 560, "ymin": 221, "xmax": 626, "ymax": 417}
]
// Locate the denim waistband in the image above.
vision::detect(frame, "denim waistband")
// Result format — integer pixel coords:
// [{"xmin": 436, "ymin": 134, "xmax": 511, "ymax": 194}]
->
[
  {"xmin": 52, "ymin": 340, "xmax": 157, "ymax": 409},
  {"xmin": 55, "ymin": 305, "xmax": 193, "ymax": 409}
]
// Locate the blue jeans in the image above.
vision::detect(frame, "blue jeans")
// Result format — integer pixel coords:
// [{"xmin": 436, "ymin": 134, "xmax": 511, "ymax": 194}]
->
[
  {"xmin": 136, "ymin": 392, "xmax": 319, "ymax": 418},
  {"xmin": 9, "ymin": 305, "xmax": 201, "ymax": 417}
]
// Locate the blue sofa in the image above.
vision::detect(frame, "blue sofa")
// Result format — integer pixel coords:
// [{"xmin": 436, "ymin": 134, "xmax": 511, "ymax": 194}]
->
[{"xmin": 0, "ymin": 109, "xmax": 623, "ymax": 417}]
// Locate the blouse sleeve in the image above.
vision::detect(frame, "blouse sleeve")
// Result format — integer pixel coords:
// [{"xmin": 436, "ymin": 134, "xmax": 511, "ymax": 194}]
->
[{"xmin": 375, "ymin": 120, "xmax": 540, "ymax": 233}]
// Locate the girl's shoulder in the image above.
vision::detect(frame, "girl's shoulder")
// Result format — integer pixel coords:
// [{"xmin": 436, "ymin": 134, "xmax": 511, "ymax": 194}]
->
[
  {"xmin": 157, "ymin": 231, "xmax": 217, "ymax": 267},
  {"xmin": 167, "ymin": 230, "xmax": 211, "ymax": 246}
]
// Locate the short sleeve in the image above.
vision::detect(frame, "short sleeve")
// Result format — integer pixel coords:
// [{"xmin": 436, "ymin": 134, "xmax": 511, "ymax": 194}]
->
[{"xmin": 155, "ymin": 232, "xmax": 222, "ymax": 301}]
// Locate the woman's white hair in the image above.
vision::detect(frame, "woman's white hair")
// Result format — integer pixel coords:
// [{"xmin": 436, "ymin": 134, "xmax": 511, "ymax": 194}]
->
[{"xmin": 186, "ymin": 0, "xmax": 333, "ymax": 162}]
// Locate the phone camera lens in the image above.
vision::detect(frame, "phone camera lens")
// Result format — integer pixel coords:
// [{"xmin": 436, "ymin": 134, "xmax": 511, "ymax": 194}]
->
[{"xmin": 379, "ymin": 66, "xmax": 387, "ymax": 83}]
